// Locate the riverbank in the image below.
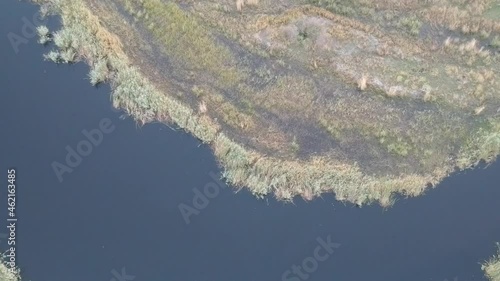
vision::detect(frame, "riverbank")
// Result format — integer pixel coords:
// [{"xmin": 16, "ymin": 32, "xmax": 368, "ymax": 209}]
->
[
  {"xmin": 31, "ymin": 0, "xmax": 500, "ymax": 207},
  {"xmin": 3, "ymin": 1, "xmax": 500, "ymax": 280}
]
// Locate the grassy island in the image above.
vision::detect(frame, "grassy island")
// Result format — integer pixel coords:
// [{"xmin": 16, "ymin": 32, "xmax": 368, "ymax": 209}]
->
[{"xmin": 32, "ymin": 0, "xmax": 500, "ymax": 207}]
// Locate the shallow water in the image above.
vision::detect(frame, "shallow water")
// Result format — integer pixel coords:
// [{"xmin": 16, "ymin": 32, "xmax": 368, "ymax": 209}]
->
[{"xmin": 1, "ymin": 1, "xmax": 500, "ymax": 281}]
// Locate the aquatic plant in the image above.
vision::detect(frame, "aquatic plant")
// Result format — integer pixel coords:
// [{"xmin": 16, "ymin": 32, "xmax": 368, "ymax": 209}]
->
[
  {"xmin": 0, "ymin": 256, "xmax": 20, "ymax": 281},
  {"xmin": 43, "ymin": 50, "xmax": 60, "ymax": 63},
  {"xmin": 59, "ymin": 48, "xmax": 76, "ymax": 63},
  {"xmin": 483, "ymin": 243, "xmax": 500, "ymax": 281},
  {"xmin": 36, "ymin": 25, "xmax": 50, "ymax": 44},
  {"xmin": 20, "ymin": 3, "xmax": 500, "ymax": 281}
]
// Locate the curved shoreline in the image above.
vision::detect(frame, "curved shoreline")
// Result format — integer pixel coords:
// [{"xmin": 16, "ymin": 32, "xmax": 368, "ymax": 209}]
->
[
  {"xmin": 0, "ymin": 260, "xmax": 19, "ymax": 281},
  {"xmin": 4, "ymin": 1, "xmax": 499, "ymax": 280},
  {"xmin": 483, "ymin": 243, "xmax": 500, "ymax": 281},
  {"xmin": 32, "ymin": 0, "xmax": 500, "ymax": 207},
  {"xmin": 35, "ymin": 0, "xmax": 430, "ymax": 207}
]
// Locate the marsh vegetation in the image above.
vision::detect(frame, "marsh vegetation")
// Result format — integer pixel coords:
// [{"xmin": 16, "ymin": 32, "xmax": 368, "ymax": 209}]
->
[
  {"xmin": 32, "ymin": 0, "xmax": 500, "ymax": 207},
  {"xmin": 0, "ymin": 259, "xmax": 20, "ymax": 281},
  {"xmin": 16, "ymin": 0, "xmax": 500, "ymax": 280},
  {"xmin": 484, "ymin": 243, "xmax": 500, "ymax": 281}
]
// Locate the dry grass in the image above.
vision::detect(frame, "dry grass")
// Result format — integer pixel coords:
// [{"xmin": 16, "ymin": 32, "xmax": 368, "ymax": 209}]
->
[
  {"xmin": 356, "ymin": 75, "xmax": 367, "ymax": 91},
  {"xmin": 0, "ymin": 257, "xmax": 20, "ymax": 281},
  {"xmin": 24, "ymin": 2, "xmax": 500, "ymax": 281},
  {"xmin": 36, "ymin": 25, "xmax": 50, "ymax": 44},
  {"xmin": 213, "ymin": 132, "xmax": 434, "ymax": 206},
  {"xmin": 236, "ymin": 0, "xmax": 259, "ymax": 11},
  {"xmin": 483, "ymin": 243, "xmax": 500, "ymax": 281},
  {"xmin": 35, "ymin": 0, "xmax": 500, "ymax": 209}
]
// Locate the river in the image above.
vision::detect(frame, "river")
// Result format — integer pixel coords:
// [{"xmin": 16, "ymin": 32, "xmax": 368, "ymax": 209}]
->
[{"xmin": 1, "ymin": 1, "xmax": 500, "ymax": 281}]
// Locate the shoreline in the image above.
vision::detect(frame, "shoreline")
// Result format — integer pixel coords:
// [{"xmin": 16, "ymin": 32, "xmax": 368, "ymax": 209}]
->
[{"xmin": 31, "ymin": 0, "xmax": 499, "ymax": 208}]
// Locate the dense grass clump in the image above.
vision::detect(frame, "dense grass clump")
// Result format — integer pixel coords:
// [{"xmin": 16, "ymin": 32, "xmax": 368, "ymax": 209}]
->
[
  {"xmin": 0, "ymin": 257, "xmax": 20, "ymax": 281},
  {"xmin": 483, "ymin": 243, "xmax": 500, "ymax": 281},
  {"xmin": 36, "ymin": 25, "xmax": 50, "ymax": 44},
  {"xmin": 307, "ymin": 0, "xmax": 357, "ymax": 16}
]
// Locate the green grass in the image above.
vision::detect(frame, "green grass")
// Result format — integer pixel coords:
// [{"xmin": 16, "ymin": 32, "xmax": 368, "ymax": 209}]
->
[{"xmin": 120, "ymin": 0, "xmax": 244, "ymax": 87}]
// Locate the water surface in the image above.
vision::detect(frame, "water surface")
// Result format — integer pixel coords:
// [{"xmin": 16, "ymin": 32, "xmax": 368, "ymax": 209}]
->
[{"xmin": 1, "ymin": 1, "xmax": 500, "ymax": 281}]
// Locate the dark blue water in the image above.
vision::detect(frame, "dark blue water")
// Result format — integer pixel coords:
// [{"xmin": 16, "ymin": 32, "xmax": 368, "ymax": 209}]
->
[{"xmin": 1, "ymin": 1, "xmax": 500, "ymax": 281}]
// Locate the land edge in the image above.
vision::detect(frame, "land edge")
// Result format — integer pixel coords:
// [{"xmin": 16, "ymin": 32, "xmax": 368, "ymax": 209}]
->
[
  {"xmin": 34, "ymin": 0, "xmax": 498, "ymax": 209},
  {"xmin": 2, "ymin": 1, "xmax": 498, "ymax": 279},
  {"xmin": 483, "ymin": 243, "xmax": 500, "ymax": 281}
]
